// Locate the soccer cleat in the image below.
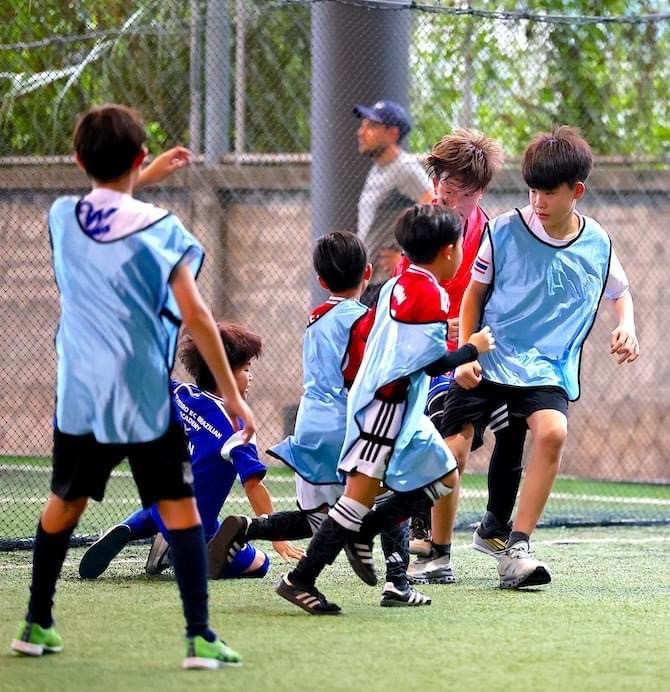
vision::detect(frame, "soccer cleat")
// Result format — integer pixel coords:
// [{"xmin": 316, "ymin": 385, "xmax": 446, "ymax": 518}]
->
[
  {"xmin": 79, "ymin": 524, "xmax": 132, "ymax": 579},
  {"xmin": 145, "ymin": 533, "xmax": 172, "ymax": 576},
  {"xmin": 380, "ymin": 581, "xmax": 432, "ymax": 607},
  {"xmin": 183, "ymin": 635, "xmax": 242, "ymax": 669},
  {"xmin": 409, "ymin": 514, "xmax": 432, "ymax": 557},
  {"xmin": 11, "ymin": 621, "xmax": 63, "ymax": 656},
  {"xmin": 472, "ymin": 511, "xmax": 511, "ymax": 557},
  {"xmin": 207, "ymin": 515, "xmax": 250, "ymax": 580},
  {"xmin": 275, "ymin": 574, "xmax": 341, "ymax": 615},
  {"xmin": 407, "ymin": 553, "xmax": 456, "ymax": 585},
  {"xmin": 344, "ymin": 537, "xmax": 378, "ymax": 586},
  {"xmin": 497, "ymin": 540, "xmax": 551, "ymax": 589}
]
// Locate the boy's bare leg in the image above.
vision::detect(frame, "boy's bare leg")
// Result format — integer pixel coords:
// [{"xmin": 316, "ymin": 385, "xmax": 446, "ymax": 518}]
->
[
  {"xmin": 511, "ymin": 409, "xmax": 567, "ymax": 536},
  {"xmin": 497, "ymin": 409, "xmax": 565, "ymax": 589}
]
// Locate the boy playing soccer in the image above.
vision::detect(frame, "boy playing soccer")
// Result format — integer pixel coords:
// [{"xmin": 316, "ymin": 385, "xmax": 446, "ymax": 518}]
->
[
  {"xmin": 275, "ymin": 205, "xmax": 495, "ymax": 614},
  {"xmin": 216, "ymin": 231, "xmax": 432, "ymax": 606},
  {"xmin": 78, "ymin": 322, "xmax": 301, "ymax": 581},
  {"xmin": 443, "ymin": 125, "xmax": 639, "ymax": 588},
  {"xmin": 393, "ymin": 130, "xmax": 527, "ymax": 584},
  {"xmin": 10, "ymin": 104, "xmax": 254, "ymax": 668}
]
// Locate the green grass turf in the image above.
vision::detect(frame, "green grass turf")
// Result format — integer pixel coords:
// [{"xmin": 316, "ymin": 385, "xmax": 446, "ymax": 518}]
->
[{"xmin": 2, "ymin": 525, "xmax": 669, "ymax": 691}]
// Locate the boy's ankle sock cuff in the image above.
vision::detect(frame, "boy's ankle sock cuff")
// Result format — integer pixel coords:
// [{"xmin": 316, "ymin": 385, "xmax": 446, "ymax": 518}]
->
[{"xmin": 507, "ymin": 531, "xmax": 530, "ymax": 547}]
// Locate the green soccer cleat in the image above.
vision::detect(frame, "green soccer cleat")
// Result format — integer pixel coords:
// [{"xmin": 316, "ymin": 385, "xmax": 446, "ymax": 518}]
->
[
  {"xmin": 11, "ymin": 621, "xmax": 63, "ymax": 656},
  {"xmin": 182, "ymin": 635, "xmax": 242, "ymax": 670}
]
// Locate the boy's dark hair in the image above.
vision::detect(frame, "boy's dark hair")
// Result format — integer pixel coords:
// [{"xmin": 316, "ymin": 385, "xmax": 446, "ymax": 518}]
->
[
  {"xmin": 394, "ymin": 204, "xmax": 463, "ymax": 264},
  {"xmin": 425, "ymin": 128, "xmax": 504, "ymax": 192},
  {"xmin": 522, "ymin": 125, "xmax": 593, "ymax": 190},
  {"xmin": 313, "ymin": 230, "xmax": 368, "ymax": 293},
  {"xmin": 179, "ymin": 322, "xmax": 262, "ymax": 393},
  {"xmin": 73, "ymin": 104, "xmax": 146, "ymax": 182}
]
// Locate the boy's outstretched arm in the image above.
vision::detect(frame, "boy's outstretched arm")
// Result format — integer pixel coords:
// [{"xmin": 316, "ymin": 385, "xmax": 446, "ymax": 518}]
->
[
  {"xmin": 455, "ymin": 278, "xmax": 489, "ymax": 389},
  {"xmin": 170, "ymin": 262, "xmax": 256, "ymax": 441},
  {"xmin": 609, "ymin": 291, "xmax": 639, "ymax": 364},
  {"xmin": 243, "ymin": 476, "xmax": 305, "ymax": 562},
  {"xmin": 137, "ymin": 146, "xmax": 192, "ymax": 187}
]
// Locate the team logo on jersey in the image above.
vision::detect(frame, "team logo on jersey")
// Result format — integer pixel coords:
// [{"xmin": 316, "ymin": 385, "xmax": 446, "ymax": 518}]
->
[{"xmin": 78, "ymin": 201, "xmax": 118, "ymax": 238}]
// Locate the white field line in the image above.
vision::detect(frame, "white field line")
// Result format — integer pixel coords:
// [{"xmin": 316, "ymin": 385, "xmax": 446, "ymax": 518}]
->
[{"xmin": 2, "ymin": 465, "xmax": 669, "ymax": 505}]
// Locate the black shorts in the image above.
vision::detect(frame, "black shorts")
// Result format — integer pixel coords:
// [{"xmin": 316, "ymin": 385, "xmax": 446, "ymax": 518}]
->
[
  {"xmin": 437, "ymin": 380, "xmax": 569, "ymax": 451},
  {"xmin": 51, "ymin": 423, "xmax": 194, "ymax": 507}
]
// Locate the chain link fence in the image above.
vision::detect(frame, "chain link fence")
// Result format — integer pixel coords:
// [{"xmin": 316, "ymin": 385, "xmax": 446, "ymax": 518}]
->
[{"xmin": 1, "ymin": 0, "xmax": 669, "ymax": 547}]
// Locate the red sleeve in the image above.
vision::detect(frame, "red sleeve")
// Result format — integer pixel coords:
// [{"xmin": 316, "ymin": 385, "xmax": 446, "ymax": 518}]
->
[
  {"xmin": 342, "ymin": 307, "xmax": 375, "ymax": 387},
  {"xmin": 390, "ymin": 273, "xmax": 449, "ymax": 324}
]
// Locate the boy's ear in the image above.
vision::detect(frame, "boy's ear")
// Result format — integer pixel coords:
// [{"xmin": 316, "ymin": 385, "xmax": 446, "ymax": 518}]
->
[
  {"xmin": 74, "ymin": 153, "xmax": 86, "ymax": 172},
  {"xmin": 574, "ymin": 181, "xmax": 586, "ymax": 200},
  {"xmin": 364, "ymin": 262, "xmax": 373, "ymax": 281},
  {"xmin": 432, "ymin": 176, "xmax": 440, "ymax": 197},
  {"xmin": 132, "ymin": 148, "xmax": 148, "ymax": 170},
  {"xmin": 317, "ymin": 275, "xmax": 329, "ymax": 291},
  {"xmin": 442, "ymin": 244, "xmax": 454, "ymax": 261}
]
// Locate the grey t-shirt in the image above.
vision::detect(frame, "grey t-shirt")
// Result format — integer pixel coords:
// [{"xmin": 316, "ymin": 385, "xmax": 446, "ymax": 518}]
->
[{"xmin": 357, "ymin": 150, "xmax": 431, "ymax": 280}]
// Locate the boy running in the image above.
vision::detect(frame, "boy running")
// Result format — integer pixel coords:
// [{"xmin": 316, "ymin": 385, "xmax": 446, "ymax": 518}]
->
[
  {"xmin": 10, "ymin": 104, "xmax": 253, "ymax": 669},
  {"xmin": 444, "ymin": 126, "xmax": 639, "ymax": 588}
]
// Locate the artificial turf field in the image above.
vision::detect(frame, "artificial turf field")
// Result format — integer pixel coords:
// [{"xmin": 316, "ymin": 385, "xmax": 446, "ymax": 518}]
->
[{"xmin": 2, "ymin": 524, "xmax": 669, "ymax": 692}]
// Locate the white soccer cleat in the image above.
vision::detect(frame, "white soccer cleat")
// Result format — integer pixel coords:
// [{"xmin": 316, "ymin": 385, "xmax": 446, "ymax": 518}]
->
[
  {"xmin": 497, "ymin": 540, "xmax": 551, "ymax": 589},
  {"xmin": 407, "ymin": 553, "xmax": 456, "ymax": 585}
]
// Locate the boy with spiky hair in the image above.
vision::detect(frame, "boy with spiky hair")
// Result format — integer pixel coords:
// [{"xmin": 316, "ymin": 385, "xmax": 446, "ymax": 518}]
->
[
  {"xmin": 444, "ymin": 125, "xmax": 639, "ymax": 588},
  {"xmin": 10, "ymin": 104, "xmax": 254, "ymax": 669},
  {"xmin": 78, "ymin": 322, "xmax": 301, "ymax": 581},
  {"xmin": 393, "ymin": 129, "xmax": 528, "ymax": 585},
  {"xmin": 275, "ymin": 205, "xmax": 495, "ymax": 615}
]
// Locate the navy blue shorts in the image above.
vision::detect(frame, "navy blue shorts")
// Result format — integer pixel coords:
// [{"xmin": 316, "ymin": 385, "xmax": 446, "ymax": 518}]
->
[{"xmin": 51, "ymin": 423, "xmax": 194, "ymax": 507}]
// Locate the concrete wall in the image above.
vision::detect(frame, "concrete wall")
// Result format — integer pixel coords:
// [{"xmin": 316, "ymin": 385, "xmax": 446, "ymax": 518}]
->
[{"xmin": 0, "ymin": 159, "xmax": 667, "ymax": 483}]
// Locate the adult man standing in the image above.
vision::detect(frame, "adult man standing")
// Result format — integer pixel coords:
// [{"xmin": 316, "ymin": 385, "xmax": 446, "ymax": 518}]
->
[{"xmin": 354, "ymin": 100, "xmax": 432, "ymax": 304}]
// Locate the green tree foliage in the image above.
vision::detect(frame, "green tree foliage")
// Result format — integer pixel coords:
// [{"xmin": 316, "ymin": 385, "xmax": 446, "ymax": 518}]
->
[
  {"xmin": 0, "ymin": 1, "xmax": 192, "ymax": 155},
  {"xmin": 1, "ymin": 1, "xmax": 668, "ymax": 157},
  {"xmin": 410, "ymin": 0, "xmax": 670, "ymax": 156}
]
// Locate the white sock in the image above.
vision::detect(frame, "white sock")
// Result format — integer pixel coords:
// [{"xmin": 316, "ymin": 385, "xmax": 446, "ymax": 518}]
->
[{"xmin": 328, "ymin": 496, "xmax": 371, "ymax": 532}]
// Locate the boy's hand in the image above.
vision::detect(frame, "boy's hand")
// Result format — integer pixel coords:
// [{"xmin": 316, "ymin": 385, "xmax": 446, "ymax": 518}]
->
[
  {"xmin": 139, "ymin": 146, "xmax": 192, "ymax": 186},
  {"xmin": 447, "ymin": 317, "xmax": 459, "ymax": 342},
  {"xmin": 455, "ymin": 361, "xmax": 482, "ymax": 389},
  {"xmin": 272, "ymin": 540, "xmax": 305, "ymax": 562},
  {"xmin": 226, "ymin": 396, "xmax": 257, "ymax": 443},
  {"xmin": 610, "ymin": 326, "xmax": 639, "ymax": 364},
  {"xmin": 468, "ymin": 325, "xmax": 495, "ymax": 354}
]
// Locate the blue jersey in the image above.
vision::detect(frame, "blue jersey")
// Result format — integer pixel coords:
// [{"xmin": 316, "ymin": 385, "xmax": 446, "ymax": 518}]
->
[
  {"xmin": 49, "ymin": 189, "xmax": 204, "ymax": 443},
  {"xmin": 268, "ymin": 297, "xmax": 368, "ymax": 484},
  {"xmin": 479, "ymin": 209, "xmax": 611, "ymax": 400},
  {"xmin": 171, "ymin": 380, "xmax": 266, "ymax": 540}
]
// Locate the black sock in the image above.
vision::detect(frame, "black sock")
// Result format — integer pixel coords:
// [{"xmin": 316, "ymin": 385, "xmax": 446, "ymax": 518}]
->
[
  {"xmin": 168, "ymin": 525, "xmax": 214, "ymax": 641},
  {"xmin": 27, "ymin": 521, "xmax": 75, "ymax": 628},
  {"xmin": 289, "ymin": 516, "xmax": 348, "ymax": 587},
  {"xmin": 507, "ymin": 531, "xmax": 530, "ymax": 548},
  {"xmin": 432, "ymin": 542, "xmax": 451, "ymax": 559},
  {"xmin": 247, "ymin": 511, "xmax": 312, "ymax": 541},
  {"xmin": 362, "ymin": 489, "xmax": 430, "ymax": 538},
  {"xmin": 381, "ymin": 519, "xmax": 410, "ymax": 585},
  {"xmin": 487, "ymin": 420, "xmax": 526, "ymax": 524}
]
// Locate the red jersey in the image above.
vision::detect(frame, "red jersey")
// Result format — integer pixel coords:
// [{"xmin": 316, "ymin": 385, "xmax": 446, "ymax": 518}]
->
[
  {"xmin": 342, "ymin": 307, "xmax": 375, "ymax": 388},
  {"xmin": 393, "ymin": 204, "xmax": 488, "ymax": 350}
]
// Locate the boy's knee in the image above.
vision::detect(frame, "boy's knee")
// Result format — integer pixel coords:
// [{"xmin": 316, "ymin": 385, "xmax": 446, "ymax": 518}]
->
[{"xmin": 535, "ymin": 424, "xmax": 567, "ymax": 454}]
